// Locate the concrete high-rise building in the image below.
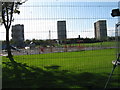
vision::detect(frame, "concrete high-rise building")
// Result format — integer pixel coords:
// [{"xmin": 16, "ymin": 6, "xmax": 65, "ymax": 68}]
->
[
  {"xmin": 57, "ymin": 21, "xmax": 67, "ymax": 40},
  {"xmin": 94, "ymin": 20, "xmax": 107, "ymax": 40},
  {"xmin": 11, "ymin": 24, "xmax": 24, "ymax": 47}
]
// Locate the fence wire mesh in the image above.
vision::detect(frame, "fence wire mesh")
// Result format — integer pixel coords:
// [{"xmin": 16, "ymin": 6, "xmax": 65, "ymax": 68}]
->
[{"xmin": 1, "ymin": 1, "xmax": 120, "ymax": 89}]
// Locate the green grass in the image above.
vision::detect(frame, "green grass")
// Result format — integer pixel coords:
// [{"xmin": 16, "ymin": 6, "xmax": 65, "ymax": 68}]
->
[
  {"xmin": 2, "ymin": 48, "xmax": 117, "ymax": 73},
  {"xmin": 81, "ymin": 41, "xmax": 115, "ymax": 47},
  {"xmin": 61, "ymin": 41, "xmax": 115, "ymax": 47},
  {"xmin": 2, "ymin": 48, "xmax": 120, "ymax": 89}
]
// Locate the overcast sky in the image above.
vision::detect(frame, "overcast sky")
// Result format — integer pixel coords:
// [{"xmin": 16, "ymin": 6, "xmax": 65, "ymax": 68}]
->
[{"xmin": 0, "ymin": 0, "xmax": 120, "ymax": 40}]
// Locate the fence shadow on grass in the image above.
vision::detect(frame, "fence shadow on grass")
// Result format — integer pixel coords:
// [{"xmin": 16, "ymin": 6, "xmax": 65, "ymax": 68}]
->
[{"xmin": 2, "ymin": 61, "xmax": 120, "ymax": 90}]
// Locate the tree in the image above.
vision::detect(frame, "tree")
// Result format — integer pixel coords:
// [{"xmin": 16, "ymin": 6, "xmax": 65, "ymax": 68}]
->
[{"xmin": 1, "ymin": 0, "xmax": 27, "ymax": 61}]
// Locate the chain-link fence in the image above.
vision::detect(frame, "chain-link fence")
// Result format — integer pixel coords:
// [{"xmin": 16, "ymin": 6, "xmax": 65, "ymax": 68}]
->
[{"xmin": 1, "ymin": 1, "xmax": 120, "ymax": 89}]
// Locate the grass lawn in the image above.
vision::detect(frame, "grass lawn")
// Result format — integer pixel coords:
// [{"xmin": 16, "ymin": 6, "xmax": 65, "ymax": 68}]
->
[
  {"xmin": 80, "ymin": 41, "xmax": 116, "ymax": 47},
  {"xmin": 61, "ymin": 41, "xmax": 116, "ymax": 47},
  {"xmin": 2, "ymin": 48, "xmax": 117, "ymax": 73},
  {"xmin": 2, "ymin": 48, "xmax": 120, "ymax": 89}
]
